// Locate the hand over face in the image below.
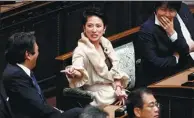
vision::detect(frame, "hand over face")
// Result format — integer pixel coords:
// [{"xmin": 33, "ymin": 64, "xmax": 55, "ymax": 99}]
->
[{"xmin": 159, "ymin": 16, "xmax": 175, "ymax": 36}]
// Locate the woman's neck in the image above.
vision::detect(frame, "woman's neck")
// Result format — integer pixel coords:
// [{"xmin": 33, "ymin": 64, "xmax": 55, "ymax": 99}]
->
[{"xmin": 92, "ymin": 40, "xmax": 100, "ymax": 49}]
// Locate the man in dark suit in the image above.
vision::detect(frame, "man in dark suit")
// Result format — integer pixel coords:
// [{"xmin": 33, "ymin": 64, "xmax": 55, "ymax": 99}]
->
[
  {"xmin": 0, "ymin": 79, "xmax": 14, "ymax": 118},
  {"xmin": 2, "ymin": 32, "xmax": 82, "ymax": 118},
  {"xmin": 138, "ymin": 2, "xmax": 194, "ymax": 86}
]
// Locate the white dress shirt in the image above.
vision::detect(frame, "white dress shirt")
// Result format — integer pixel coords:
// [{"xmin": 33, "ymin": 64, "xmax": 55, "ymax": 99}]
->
[{"xmin": 17, "ymin": 63, "xmax": 31, "ymax": 77}]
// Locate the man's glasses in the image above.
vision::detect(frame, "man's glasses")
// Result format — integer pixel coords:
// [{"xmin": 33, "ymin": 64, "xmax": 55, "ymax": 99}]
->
[{"xmin": 147, "ymin": 101, "xmax": 160, "ymax": 108}]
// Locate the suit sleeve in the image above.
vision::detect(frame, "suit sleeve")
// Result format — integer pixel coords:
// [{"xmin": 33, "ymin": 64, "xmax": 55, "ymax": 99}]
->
[
  {"xmin": 139, "ymin": 27, "xmax": 177, "ymax": 69},
  {"xmin": 67, "ymin": 48, "xmax": 90, "ymax": 88},
  {"xmin": 3, "ymin": 76, "xmax": 61, "ymax": 118}
]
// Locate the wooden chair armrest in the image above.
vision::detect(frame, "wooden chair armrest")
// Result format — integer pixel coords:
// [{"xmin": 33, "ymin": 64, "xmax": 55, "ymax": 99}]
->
[{"xmin": 55, "ymin": 51, "xmax": 73, "ymax": 61}]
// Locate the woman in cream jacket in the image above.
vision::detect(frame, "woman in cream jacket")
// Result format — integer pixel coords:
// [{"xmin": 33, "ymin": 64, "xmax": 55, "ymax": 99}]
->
[{"xmin": 63, "ymin": 7, "xmax": 130, "ymax": 106}]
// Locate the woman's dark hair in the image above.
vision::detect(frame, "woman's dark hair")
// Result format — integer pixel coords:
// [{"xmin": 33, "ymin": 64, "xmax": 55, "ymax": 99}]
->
[
  {"xmin": 154, "ymin": 1, "xmax": 182, "ymax": 12},
  {"xmin": 5, "ymin": 31, "xmax": 36, "ymax": 64},
  {"xmin": 82, "ymin": 7, "xmax": 107, "ymax": 26},
  {"xmin": 126, "ymin": 88, "xmax": 153, "ymax": 118}
]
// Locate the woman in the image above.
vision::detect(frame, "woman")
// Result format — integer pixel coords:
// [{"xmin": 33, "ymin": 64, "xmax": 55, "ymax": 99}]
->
[{"xmin": 63, "ymin": 7, "xmax": 130, "ymax": 106}]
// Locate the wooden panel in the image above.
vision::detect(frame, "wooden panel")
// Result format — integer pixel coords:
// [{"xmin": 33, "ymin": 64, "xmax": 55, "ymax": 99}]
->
[
  {"xmin": 148, "ymin": 67, "xmax": 194, "ymax": 89},
  {"xmin": 148, "ymin": 67, "xmax": 194, "ymax": 118},
  {"xmin": 0, "ymin": 1, "xmax": 33, "ymax": 13}
]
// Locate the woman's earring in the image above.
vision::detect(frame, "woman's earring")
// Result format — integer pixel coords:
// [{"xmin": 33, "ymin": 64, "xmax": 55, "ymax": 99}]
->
[{"xmin": 83, "ymin": 30, "xmax": 87, "ymax": 35}]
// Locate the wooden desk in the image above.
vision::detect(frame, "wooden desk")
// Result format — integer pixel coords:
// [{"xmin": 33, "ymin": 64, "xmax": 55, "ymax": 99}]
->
[
  {"xmin": 103, "ymin": 105, "xmax": 128, "ymax": 118},
  {"xmin": 149, "ymin": 67, "xmax": 194, "ymax": 88},
  {"xmin": 148, "ymin": 67, "xmax": 194, "ymax": 118}
]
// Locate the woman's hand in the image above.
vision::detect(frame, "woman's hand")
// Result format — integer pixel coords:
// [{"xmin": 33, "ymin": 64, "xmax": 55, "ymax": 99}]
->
[
  {"xmin": 64, "ymin": 66, "xmax": 76, "ymax": 78},
  {"xmin": 114, "ymin": 85, "xmax": 128, "ymax": 106},
  {"xmin": 62, "ymin": 66, "xmax": 83, "ymax": 79}
]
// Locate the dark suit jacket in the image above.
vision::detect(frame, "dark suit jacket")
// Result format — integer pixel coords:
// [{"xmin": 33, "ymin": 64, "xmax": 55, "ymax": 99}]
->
[
  {"xmin": 2, "ymin": 63, "xmax": 64, "ymax": 118},
  {"xmin": 138, "ymin": 3, "xmax": 194, "ymax": 85},
  {"xmin": 0, "ymin": 79, "xmax": 14, "ymax": 118}
]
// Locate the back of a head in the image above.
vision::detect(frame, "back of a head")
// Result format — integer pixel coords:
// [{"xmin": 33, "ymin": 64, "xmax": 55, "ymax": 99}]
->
[
  {"xmin": 126, "ymin": 88, "xmax": 153, "ymax": 118},
  {"xmin": 154, "ymin": 1, "xmax": 182, "ymax": 12},
  {"xmin": 79, "ymin": 105, "xmax": 108, "ymax": 118},
  {"xmin": 5, "ymin": 31, "xmax": 36, "ymax": 65}
]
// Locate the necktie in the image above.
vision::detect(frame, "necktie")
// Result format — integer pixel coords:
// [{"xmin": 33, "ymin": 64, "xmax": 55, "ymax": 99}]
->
[{"xmin": 30, "ymin": 71, "xmax": 44, "ymax": 102}]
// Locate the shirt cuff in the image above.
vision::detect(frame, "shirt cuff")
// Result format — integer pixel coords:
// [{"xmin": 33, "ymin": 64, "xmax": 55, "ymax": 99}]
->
[
  {"xmin": 174, "ymin": 55, "xmax": 179, "ymax": 64},
  {"xmin": 169, "ymin": 31, "xmax": 178, "ymax": 42}
]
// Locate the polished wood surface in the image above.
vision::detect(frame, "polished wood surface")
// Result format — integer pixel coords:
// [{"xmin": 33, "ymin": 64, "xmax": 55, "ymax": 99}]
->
[
  {"xmin": 108, "ymin": 26, "xmax": 140, "ymax": 42},
  {"xmin": 0, "ymin": 1, "xmax": 33, "ymax": 13},
  {"xmin": 0, "ymin": 2, "xmax": 54, "ymax": 20},
  {"xmin": 103, "ymin": 105, "xmax": 121, "ymax": 118},
  {"xmin": 103, "ymin": 105, "xmax": 128, "ymax": 118},
  {"xmin": 148, "ymin": 67, "xmax": 194, "ymax": 89},
  {"xmin": 148, "ymin": 67, "xmax": 194, "ymax": 118},
  {"xmin": 55, "ymin": 51, "xmax": 73, "ymax": 61}
]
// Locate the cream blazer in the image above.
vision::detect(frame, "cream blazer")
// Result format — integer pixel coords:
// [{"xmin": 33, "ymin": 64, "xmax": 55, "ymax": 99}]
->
[{"xmin": 66, "ymin": 33, "xmax": 130, "ymax": 106}]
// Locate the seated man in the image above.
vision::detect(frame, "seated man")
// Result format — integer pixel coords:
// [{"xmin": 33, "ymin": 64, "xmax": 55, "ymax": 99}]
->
[
  {"xmin": 138, "ymin": 1, "xmax": 194, "ymax": 86},
  {"xmin": 3, "ymin": 32, "xmax": 83, "ymax": 118},
  {"xmin": 126, "ymin": 88, "xmax": 160, "ymax": 118}
]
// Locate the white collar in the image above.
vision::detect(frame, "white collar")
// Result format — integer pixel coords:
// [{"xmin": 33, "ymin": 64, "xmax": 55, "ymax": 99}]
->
[
  {"xmin": 155, "ymin": 14, "xmax": 160, "ymax": 26},
  {"xmin": 17, "ymin": 63, "xmax": 31, "ymax": 77}
]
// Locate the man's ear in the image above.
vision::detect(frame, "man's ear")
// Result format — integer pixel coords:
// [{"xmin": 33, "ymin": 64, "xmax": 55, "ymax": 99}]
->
[
  {"xmin": 134, "ymin": 107, "xmax": 141, "ymax": 117},
  {"xmin": 25, "ymin": 51, "xmax": 31, "ymax": 60}
]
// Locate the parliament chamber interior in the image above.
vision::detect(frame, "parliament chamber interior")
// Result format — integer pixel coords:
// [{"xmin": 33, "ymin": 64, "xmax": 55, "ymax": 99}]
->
[{"xmin": 0, "ymin": 1, "xmax": 194, "ymax": 118}]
